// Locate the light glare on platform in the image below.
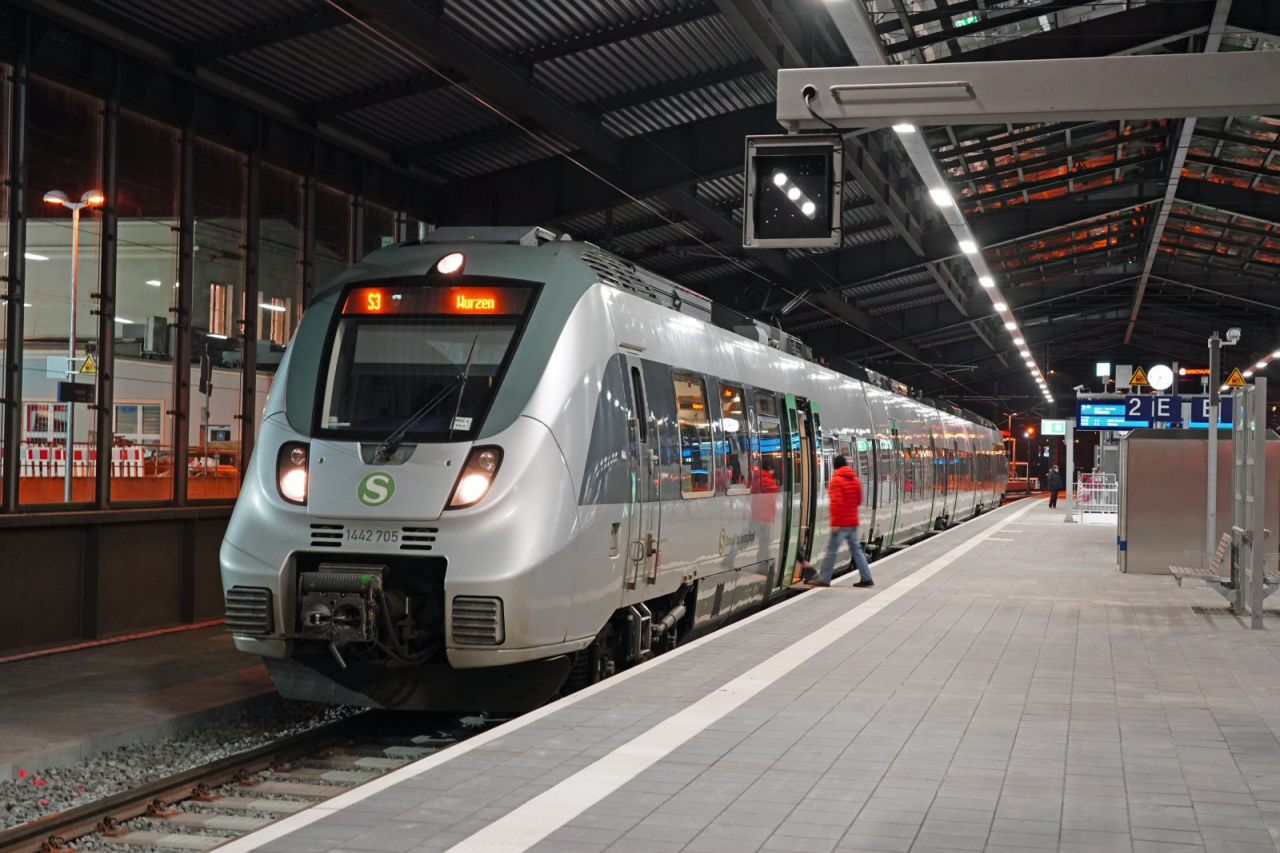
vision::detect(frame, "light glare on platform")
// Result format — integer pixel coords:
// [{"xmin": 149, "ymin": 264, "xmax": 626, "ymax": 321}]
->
[
  {"xmin": 892, "ymin": 123, "xmax": 916, "ymax": 134},
  {"xmin": 928, "ymin": 187, "xmax": 952, "ymax": 207},
  {"xmin": 958, "ymin": 240, "xmax": 978, "ymax": 255},
  {"xmin": 993, "ymin": 301, "xmax": 1007, "ymax": 312},
  {"xmin": 978, "ymin": 276, "xmax": 994, "ymax": 288}
]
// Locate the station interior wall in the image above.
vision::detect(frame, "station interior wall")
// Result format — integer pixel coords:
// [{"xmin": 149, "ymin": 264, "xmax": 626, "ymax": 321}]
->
[{"xmin": 0, "ymin": 35, "xmax": 437, "ymax": 654}]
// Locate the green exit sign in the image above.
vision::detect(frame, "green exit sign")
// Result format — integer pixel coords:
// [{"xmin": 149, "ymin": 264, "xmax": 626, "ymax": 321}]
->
[
  {"xmin": 954, "ymin": 13, "xmax": 979, "ymax": 26},
  {"xmin": 1041, "ymin": 419, "xmax": 1067, "ymax": 436}
]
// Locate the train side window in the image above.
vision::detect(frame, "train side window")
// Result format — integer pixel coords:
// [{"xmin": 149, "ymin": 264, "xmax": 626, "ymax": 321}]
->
[
  {"xmin": 717, "ymin": 384, "xmax": 751, "ymax": 495},
  {"xmin": 673, "ymin": 372, "xmax": 714, "ymax": 498},
  {"xmin": 629, "ymin": 366, "xmax": 647, "ymax": 442},
  {"xmin": 756, "ymin": 415, "xmax": 784, "ymax": 492}
]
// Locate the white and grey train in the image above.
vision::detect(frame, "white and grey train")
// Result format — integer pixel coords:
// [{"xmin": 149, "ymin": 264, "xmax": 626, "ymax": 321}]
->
[{"xmin": 220, "ymin": 227, "xmax": 1007, "ymax": 710}]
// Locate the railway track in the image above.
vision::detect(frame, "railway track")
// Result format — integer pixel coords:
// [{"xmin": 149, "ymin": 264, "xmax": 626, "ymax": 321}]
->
[{"xmin": 0, "ymin": 712, "xmax": 496, "ymax": 853}]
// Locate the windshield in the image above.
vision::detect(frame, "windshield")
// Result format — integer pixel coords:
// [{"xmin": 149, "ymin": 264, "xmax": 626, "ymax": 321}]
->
[{"xmin": 317, "ymin": 281, "xmax": 536, "ymax": 441}]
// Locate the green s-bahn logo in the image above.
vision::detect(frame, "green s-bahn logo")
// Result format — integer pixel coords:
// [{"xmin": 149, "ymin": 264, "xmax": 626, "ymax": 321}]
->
[{"xmin": 358, "ymin": 471, "xmax": 396, "ymax": 507}]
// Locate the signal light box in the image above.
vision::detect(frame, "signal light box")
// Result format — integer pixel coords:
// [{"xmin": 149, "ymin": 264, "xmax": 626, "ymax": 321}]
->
[{"xmin": 743, "ymin": 135, "xmax": 842, "ymax": 249}]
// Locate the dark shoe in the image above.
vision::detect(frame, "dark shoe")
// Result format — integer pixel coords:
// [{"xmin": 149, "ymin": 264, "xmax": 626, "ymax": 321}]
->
[
  {"xmin": 807, "ymin": 579, "xmax": 830, "ymax": 587},
  {"xmin": 853, "ymin": 580, "xmax": 875, "ymax": 588},
  {"xmin": 800, "ymin": 564, "xmax": 816, "ymax": 581}
]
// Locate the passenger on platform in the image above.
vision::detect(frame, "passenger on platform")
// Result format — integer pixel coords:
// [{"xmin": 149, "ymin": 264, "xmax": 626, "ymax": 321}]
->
[
  {"xmin": 1047, "ymin": 465, "xmax": 1063, "ymax": 509},
  {"xmin": 805, "ymin": 455, "xmax": 873, "ymax": 588}
]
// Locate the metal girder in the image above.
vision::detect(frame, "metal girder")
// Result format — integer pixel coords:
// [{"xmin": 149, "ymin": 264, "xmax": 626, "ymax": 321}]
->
[
  {"xmin": 940, "ymin": 1, "xmax": 1213, "ymax": 63},
  {"xmin": 711, "ymin": 0, "xmax": 804, "ymax": 71},
  {"xmin": 311, "ymin": 74, "xmax": 449, "ymax": 119},
  {"xmin": 884, "ymin": 0, "xmax": 1094, "ymax": 57},
  {"xmin": 656, "ymin": 188, "xmax": 793, "ymax": 280},
  {"xmin": 442, "ymin": 103, "xmax": 775, "ymax": 224},
  {"xmin": 777, "ymin": 51, "xmax": 1280, "ymax": 130},
  {"xmin": 1176, "ymin": 178, "xmax": 1280, "ymax": 227},
  {"xmin": 189, "ymin": 8, "xmax": 350, "ymax": 62},
  {"xmin": 341, "ymin": 0, "xmax": 620, "ymax": 165},
  {"xmin": 519, "ymin": 1, "xmax": 720, "ymax": 63},
  {"xmin": 1125, "ymin": 0, "xmax": 1233, "ymax": 345}
]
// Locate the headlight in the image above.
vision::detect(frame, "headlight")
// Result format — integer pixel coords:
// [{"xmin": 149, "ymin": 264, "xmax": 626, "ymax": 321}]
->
[
  {"xmin": 277, "ymin": 442, "xmax": 309, "ymax": 505},
  {"xmin": 447, "ymin": 446, "xmax": 502, "ymax": 509}
]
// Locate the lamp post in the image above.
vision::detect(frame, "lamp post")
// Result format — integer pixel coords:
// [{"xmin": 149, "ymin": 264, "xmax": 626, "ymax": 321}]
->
[
  {"xmin": 1024, "ymin": 427, "xmax": 1035, "ymax": 495},
  {"xmin": 43, "ymin": 189, "xmax": 104, "ymax": 502}
]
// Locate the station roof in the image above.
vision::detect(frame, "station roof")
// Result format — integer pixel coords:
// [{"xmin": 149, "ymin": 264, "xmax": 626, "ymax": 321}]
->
[{"xmin": 39, "ymin": 0, "xmax": 1280, "ymax": 415}]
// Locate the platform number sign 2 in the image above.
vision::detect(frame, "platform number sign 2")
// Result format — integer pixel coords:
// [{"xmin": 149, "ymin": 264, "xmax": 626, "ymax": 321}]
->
[{"xmin": 358, "ymin": 471, "xmax": 396, "ymax": 507}]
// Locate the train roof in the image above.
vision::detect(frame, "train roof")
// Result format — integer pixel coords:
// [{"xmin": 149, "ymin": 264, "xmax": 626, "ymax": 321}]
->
[{"xmin": 374, "ymin": 226, "xmax": 999, "ymax": 433}]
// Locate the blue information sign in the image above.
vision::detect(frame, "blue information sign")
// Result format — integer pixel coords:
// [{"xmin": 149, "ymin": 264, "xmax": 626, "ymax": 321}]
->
[
  {"xmin": 1123, "ymin": 395, "xmax": 1181, "ymax": 423},
  {"xmin": 1188, "ymin": 396, "xmax": 1233, "ymax": 428},
  {"xmin": 1076, "ymin": 400, "xmax": 1151, "ymax": 430}
]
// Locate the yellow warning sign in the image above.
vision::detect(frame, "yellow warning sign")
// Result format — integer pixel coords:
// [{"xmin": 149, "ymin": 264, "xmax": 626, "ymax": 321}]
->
[
  {"xmin": 1129, "ymin": 365, "xmax": 1149, "ymax": 386},
  {"xmin": 79, "ymin": 354, "xmax": 97, "ymax": 375},
  {"xmin": 1226, "ymin": 367, "xmax": 1247, "ymax": 388}
]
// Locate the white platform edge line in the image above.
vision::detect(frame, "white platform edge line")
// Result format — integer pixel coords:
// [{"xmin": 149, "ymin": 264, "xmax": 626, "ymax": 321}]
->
[
  {"xmin": 444, "ymin": 499, "xmax": 1039, "ymax": 852},
  {"xmin": 215, "ymin": 498, "xmax": 1034, "ymax": 853}
]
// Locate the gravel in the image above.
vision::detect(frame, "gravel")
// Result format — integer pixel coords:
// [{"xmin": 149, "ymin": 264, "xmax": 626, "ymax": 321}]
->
[{"xmin": 0, "ymin": 697, "xmax": 360, "ymax": 831}]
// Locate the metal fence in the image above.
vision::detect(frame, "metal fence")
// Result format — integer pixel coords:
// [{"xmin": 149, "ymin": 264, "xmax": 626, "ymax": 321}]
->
[{"xmin": 1075, "ymin": 472, "xmax": 1118, "ymax": 523}]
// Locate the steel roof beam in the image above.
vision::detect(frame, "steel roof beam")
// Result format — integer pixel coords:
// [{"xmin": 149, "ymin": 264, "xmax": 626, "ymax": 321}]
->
[
  {"xmin": 1125, "ymin": 0, "xmax": 1233, "ymax": 345},
  {"xmin": 656, "ymin": 188, "xmax": 793, "ymax": 280},
  {"xmin": 443, "ymin": 102, "xmax": 774, "ymax": 223},
  {"xmin": 341, "ymin": 0, "xmax": 620, "ymax": 165},
  {"xmin": 518, "ymin": 2, "xmax": 721, "ymax": 63},
  {"xmin": 188, "ymin": 8, "xmax": 352, "ymax": 62},
  {"xmin": 938, "ymin": 1, "xmax": 1214, "ymax": 63}
]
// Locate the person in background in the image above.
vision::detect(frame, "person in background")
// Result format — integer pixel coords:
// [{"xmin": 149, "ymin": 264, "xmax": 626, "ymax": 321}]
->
[
  {"xmin": 804, "ymin": 455, "xmax": 873, "ymax": 588},
  {"xmin": 1047, "ymin": 465, "xmax": 1064, "ymax": 508}
]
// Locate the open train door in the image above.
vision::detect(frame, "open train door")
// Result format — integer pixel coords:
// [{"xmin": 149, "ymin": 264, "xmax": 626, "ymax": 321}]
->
[
  {"xmin": 780, "ymin": 395, "xmax": 818, "ymax": 585},
  {"xmin": 621, "ymin": 355, "xmax": 661, "ymax": 597}
]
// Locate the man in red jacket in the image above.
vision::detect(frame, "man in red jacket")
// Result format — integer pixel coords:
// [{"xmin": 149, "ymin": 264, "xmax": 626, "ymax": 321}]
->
[{"xmin": 806, "ymin": 455, "xmax": 873, "ymax": 588}]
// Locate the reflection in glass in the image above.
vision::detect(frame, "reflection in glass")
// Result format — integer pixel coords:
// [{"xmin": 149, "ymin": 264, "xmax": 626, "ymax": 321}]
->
[
  {"xmin": 258, "ymin": 163, "xmax": 302, "ymax": 374},
  {"xmin": 19, "ymin": 77, "xmax": 102, "ymax": 506},
  {"xmin": 314, "ymin": 183, "xmax": 351, "ymax": 290},
  {"xmin": 190, "ymin": 139, "xmax": 247, "ymax": 501},
  {"xmin": 112, "ymin": 109, "xmax": 178, "ymax": 502},
  {"xmin": 0, "ymin": 62, "xmax": 9, "ymax": 503},
  {"xmin": 362, "ymin": 201, "xmax": 396, "ymax": 258}
]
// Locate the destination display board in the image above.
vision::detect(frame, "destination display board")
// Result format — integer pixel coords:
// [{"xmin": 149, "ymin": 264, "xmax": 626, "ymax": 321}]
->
[{"xmin": 1076, "ymin": 401, "xmax": 1151, "ymax": 430}]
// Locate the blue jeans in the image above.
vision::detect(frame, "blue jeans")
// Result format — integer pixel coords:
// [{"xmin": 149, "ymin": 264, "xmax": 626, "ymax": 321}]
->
[{"xmin": 820, "ymin": 526, "xmax": 872, "ymax": 584}]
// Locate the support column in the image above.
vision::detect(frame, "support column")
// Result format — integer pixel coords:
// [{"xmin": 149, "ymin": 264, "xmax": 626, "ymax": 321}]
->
[
  {"xmin": 3, "ymin": 36, "xmax": 29, "ymax": 512},
  {"xmin": 94, "ymin": 61, "xmax": 119, "ymax": 509},
  {"xmin": 240, "ymin": 148, "xmax": 260, "ymax": 481},
  {"xmin": 172, "ymin": 119, "xmax": 195, "ymax": 506}
]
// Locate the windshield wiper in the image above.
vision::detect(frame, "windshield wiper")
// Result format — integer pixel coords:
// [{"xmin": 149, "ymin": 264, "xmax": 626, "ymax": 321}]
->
[{"xmin": 373, "ymin": 336, "xmax": 479, "ymax": 462}]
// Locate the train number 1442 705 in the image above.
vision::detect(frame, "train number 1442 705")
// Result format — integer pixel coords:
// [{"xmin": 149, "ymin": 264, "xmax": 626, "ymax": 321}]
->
[{"xmin": 346, "ymin": 528, "xmax": 400, "ymax": 544}]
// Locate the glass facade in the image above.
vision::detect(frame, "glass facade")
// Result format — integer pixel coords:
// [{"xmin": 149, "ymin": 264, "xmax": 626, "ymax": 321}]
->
[
  {"xmin": 258, "ymin": 163, "xmax": 302, "ymax": 367},
  {"xmin": 314, "ymin": 183, "xmax": 351, "ymax": 290},
  {"xmin": 362, "ymin": 200, "xmax": 397, "ymax": 258},
  {"xmin": 0, "ymin": 71, "xmax": 428, "ymax": 512},
  {"xmin": 20, "ymin": 77, "xmax": 102, "ymax": 506},
  {"xmin": 0, "ymin": 62, "xmax": 9, "ymax": 507},
  {"xmin": 112, "ymin": 109, "xmax": 179, "ymax": 502}
]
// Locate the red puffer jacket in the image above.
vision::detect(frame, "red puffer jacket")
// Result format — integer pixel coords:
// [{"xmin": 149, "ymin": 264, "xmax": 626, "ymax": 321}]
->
[{"xmin": 829, "ymin": 466, "xmax": 861, "ymax": 528}]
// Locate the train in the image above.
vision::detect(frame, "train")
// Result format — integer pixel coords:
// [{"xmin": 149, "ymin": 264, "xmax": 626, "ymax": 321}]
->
[{"xmin": 219, "ymin": 226, "xmax": 1007, "ymax": 711}]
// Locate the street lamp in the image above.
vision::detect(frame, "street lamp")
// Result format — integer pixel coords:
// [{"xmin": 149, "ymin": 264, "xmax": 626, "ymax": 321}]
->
[
  {"xmin": 1024, "ymin": 427, "xmax": 1035, "ymax": 495},
  {"xmin": 44, "ymin": 188, "xmax": 104, "ymax": 502}
]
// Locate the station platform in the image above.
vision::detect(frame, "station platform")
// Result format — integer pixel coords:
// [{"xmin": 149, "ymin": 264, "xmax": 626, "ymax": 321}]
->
[
  {"xmin": 225, "ymin": 498, "xmax": 1280, "ymax": 853},
  {"xmin": 0, "ymin": 625, "xmax": 273, "ymax": 778}
]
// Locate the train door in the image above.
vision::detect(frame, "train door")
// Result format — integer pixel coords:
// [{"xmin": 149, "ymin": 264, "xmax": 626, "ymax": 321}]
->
[
  {"xmin": 623, "ymin": 356, "xmax": 661, "ymax": 593},
  {"xmin": 948, "ymin": 439, "xmax": 961, "ymax": 521},
  {"xmin": 780, "ymin": 395, "xmax": 817, "ymax": 585},
  {"xmin": 928, "ymin": 431, "xmax": 944, "ymax": 526}
]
